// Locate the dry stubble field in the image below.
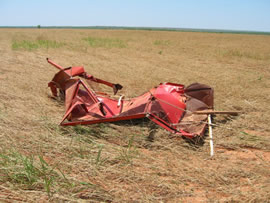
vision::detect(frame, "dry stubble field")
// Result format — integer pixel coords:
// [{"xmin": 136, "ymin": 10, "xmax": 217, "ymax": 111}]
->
[{"xmin": 0, "ymin": 28, "xmax": 270, "ymax": 202}]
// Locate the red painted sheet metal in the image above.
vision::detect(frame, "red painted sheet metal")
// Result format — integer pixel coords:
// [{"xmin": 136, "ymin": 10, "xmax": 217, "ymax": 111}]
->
[
  {"xmin": 47, "ymin": 58, "xmax": 214, "ymax": 139},
  {"xmin": 153, "ymin": 83, "xmax": 186, "ymax": 124},
  {"xmin": 61, "ymin": 113, "xmax": 147, "ymax": 126},
  {"xmin": 59, "ymin": 81, "xmax": 190, "ymax": 136}
]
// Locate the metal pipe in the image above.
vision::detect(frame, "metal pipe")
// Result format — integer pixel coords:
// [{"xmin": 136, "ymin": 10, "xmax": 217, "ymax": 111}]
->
[{"xmin": 47, "ymin": 58, "xmax": 64, "ymax": 70}]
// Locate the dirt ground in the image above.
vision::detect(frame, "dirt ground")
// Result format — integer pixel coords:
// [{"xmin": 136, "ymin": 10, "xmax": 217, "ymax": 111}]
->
[{"xmin": 0, "ymin": 28, "xmax": 269, "ymax": 202}]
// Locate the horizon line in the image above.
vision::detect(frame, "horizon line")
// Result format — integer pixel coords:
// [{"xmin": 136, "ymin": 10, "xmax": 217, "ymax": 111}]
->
[{"xmin": 1, "ymin": 25, "xmax": 270, "ymax": 35}]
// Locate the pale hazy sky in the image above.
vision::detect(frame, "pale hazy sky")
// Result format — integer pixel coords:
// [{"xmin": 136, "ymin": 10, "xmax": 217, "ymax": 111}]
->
[{"xmin": 1, "ymin": 0, "xmax": 269, "ymax": 31}]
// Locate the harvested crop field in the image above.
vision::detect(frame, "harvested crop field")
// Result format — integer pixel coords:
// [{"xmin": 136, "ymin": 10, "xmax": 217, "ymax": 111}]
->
[{"xmin": 0, "ymin": 28, "xmax": 270, "ymax": 202}]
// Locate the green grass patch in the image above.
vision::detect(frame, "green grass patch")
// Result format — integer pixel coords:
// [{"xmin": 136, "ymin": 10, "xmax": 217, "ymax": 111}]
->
[
  {"xmin": 72, "ymin": 124, "xmax": 107, "ymax": 139},
  {"xmin": 154, "ymin": 40, "xmax": 171, "ymax": 46},
  {"xmin": 238, "ymin": 131, "xmax": 267, "ymax": 149},
  {"xmin": 118, "ymin": 135, "xmax": 139, "ymax": 164},
  {"xmin": 0, "ymin": 150, "xmax": 109, "ymax": 199},
  {"xmin": 83, "ymin": 37, "xmax": 127, "ymax": 48},
  {"xmin": 12, "ymin": 39, "xmax": 65, "ymax": 51},
  {"xmin": 219, "ymin": 49, "xmax": 270, "ymax": 60},
  {"xmin": 0, "ymin": 151, "xmax": 59, "ymax": 197}
]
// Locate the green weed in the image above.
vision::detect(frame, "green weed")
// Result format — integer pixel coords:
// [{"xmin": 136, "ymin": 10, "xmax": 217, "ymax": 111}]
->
[
  {"xmin": 239, "ymin": 131, "xmax": 266, "ymax": 148},
  {"xmin": 0, "ymin": 150, "xmax": 111, "ymax": 200},
  {"xmin": 38, "ymin": 156, "xmax": 56, "ymax": 197},
  {"xmin": 96, "ymin": 144, "xmax": 104, "ymax": 165},
  {"xmin": 83, "ymin": 37, "xmax": 127, "ymax": 48},
  {"xmin": 118, "ymin": 135, "xmax": 138, "ymax": 164},
  {"xmin": 0, "ymin": 151, "xmax": 58, "ymax": 197},
  {"xmin": 12, "ymin": 39, "xmax": 65, "ymax": 51}
]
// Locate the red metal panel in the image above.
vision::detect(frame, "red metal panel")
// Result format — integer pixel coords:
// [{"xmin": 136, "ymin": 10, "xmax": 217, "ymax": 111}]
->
[
  {"xmin": 47, "ymin": 58, "xmax": 214, "ymax": 139},
  {"xmin": 153, "ymin": 83, "xmax": 186, "ymax": 124},
  {"xmin": 61, "ymin": 113, "xmax": 147, "ymax": 126}
]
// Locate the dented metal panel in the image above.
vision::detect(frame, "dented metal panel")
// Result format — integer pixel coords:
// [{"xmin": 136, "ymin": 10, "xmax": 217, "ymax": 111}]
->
[{"xmin": 47, "ymin": 58, "xmax": 214, "ymax": 138}]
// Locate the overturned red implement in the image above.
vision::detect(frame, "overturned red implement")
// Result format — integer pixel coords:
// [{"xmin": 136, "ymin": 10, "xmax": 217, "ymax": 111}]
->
[{"xmin": 47, "ymin": 58, "xmax": 214, "ymax": 138}]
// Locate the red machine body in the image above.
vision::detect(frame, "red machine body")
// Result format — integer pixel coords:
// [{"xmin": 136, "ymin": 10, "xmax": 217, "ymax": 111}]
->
[{"xmin": 47, "ymin": 58, "xmax": 214, "ymax": 138}]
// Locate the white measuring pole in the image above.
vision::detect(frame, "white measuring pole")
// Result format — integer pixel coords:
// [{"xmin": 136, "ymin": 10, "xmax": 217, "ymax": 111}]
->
[{"xmin": 208, "ymin": 114, "xmax": 214, "ymax": 157}]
